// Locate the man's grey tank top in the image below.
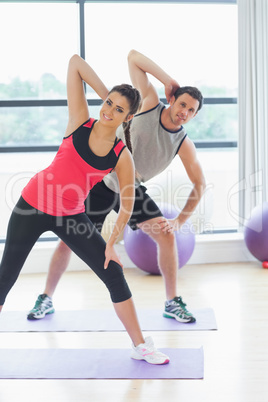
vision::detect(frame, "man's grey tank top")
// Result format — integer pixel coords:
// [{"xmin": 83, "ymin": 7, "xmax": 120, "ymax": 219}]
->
[{"xmin": 103, "ymin": 101, "xmax": 187, "ymax": 193}]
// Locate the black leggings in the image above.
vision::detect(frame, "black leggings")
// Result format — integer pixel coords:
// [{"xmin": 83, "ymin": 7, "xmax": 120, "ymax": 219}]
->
[{"xmin": 0, "ymin": 197, "xmax": 132, "ymax": 305}]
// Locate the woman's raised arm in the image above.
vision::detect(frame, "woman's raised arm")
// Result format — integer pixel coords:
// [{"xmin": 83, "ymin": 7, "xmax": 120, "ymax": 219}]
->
[{"xmin": 65, "ymin": 54, "xmax": 109, "ymax": 136}]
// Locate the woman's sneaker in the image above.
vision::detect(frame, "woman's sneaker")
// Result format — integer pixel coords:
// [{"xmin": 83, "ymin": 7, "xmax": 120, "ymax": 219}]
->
[
  {"xmin": 131, "ymin": 336, "xmax": 170, "ymax": 365},
  {"xmin": 163, "ymin": 296, "xmax": 196, "ymax": 323},
  {"xmin": 27, "ymin": 294, "xmax": 55, "ymax": 320}
]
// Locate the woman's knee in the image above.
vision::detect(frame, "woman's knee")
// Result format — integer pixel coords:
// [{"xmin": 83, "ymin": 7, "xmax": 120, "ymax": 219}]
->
[{"xmin": 102, "ymin": 261, "xmax": 132, "ymax": 303}]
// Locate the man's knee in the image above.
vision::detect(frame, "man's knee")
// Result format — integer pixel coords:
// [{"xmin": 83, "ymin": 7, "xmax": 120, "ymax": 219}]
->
[
  {"xmin": 138, "ymin": 219, "xmax": 176, "ymax": 245},
  {"xmin": 153, "ymin": 230, "xmax": 176, "ymax": 246}
]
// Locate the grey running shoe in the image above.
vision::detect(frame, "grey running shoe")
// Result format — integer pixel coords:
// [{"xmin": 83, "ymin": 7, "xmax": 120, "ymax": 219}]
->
[
  {"xmin": 27, "ymin": 294, "xmax": 55, "ymax": 320},
  {"xmin": 163, "ymin": 296, "xmax": 196, "ymax": 323}
]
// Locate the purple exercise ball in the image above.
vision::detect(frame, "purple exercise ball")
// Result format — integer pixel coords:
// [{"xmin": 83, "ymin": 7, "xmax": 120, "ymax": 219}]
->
[
  {"xmin": 123, "ymin": 203, "xmax": 195, "ymax": 275},
  {"xmin": 244, "ymin": 202, "xmax": 268, "ymax": 262}
]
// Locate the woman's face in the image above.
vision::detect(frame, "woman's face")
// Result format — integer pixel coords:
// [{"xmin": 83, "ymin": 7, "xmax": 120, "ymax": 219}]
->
[{"xmin": 99, "ymin": 91, "xmax": 131, "ymax": 128}]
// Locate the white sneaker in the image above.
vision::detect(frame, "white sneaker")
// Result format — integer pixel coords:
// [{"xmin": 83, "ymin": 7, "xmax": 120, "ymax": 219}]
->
[{"xmin": 131, "ymin": 336, "xmax": 170, "ymax": 365}]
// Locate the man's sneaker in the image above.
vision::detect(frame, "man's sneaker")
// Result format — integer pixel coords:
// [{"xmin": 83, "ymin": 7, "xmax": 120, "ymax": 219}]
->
[
  {"xmin": 163, "ymin": 296, "xmax": 196, "ymax": 323},
  {"xmin": 131, "ymin": 336, "xmax": 170, "ymax": 365},
  {"xmin": 27, "ymin": 294, "xmax": 55, "ymax": 320}
]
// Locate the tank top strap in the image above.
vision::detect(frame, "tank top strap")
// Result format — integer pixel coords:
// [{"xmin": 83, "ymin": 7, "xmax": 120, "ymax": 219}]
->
[
  {"xmin": 83, "ymin": 118, "xmax": 96, "ymax": 128},
  {"xmin": 113, "ymin": 138, "xmax": 126, "ymax": 157}
]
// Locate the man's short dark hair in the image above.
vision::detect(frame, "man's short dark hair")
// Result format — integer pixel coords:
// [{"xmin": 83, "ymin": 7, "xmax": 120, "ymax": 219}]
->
[{"xmin": 174, "ymin": 86, "xmax": 203, "ymax": 112}]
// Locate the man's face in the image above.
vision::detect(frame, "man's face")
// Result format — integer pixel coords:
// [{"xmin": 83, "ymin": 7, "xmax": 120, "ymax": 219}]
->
[{"xmin": 169, "ymin": 93, "xmax": 199, "ymax": 126}]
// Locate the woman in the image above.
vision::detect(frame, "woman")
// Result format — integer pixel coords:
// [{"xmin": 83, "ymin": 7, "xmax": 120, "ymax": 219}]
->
[{"xmin": 0, "ymin": 55, "xmax": 169, "ymax": 365}]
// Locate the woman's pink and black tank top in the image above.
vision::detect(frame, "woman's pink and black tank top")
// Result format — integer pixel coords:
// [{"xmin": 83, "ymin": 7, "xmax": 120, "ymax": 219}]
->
[{"xmin": 22, "ymin": 118, "xmax": 126, "ymax": 216}]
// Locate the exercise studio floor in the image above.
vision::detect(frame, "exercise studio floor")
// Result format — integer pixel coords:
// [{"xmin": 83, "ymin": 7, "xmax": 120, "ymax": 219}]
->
[{"xmin": 0, "ymin": 261, "xmax": 267, "ymax": 402}]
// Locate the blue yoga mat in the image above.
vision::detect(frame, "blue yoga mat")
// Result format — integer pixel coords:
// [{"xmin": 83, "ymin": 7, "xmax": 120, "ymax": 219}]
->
[
  {"xmin": 0, "ymin": 347, "xmax": 204, "ymax": 379},
  {"xmin": 0, "ymin": 308, "xmax": 217, "ymax": 332}
]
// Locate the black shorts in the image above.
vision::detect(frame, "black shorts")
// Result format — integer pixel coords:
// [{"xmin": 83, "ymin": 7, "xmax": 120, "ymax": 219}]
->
[{"xmin": 85, "ymin": 181, "xmax": 163, "ymax": 231}]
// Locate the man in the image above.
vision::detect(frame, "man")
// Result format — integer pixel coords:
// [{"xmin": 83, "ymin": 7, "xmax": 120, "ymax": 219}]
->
[{"xmin": 28, "ymin": 49, "xmax": 206, "ymax": 323}]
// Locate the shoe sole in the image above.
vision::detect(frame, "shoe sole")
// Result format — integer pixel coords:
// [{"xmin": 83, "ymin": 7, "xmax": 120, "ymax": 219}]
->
[
  {"xmin": 27, "ymin": 308, "xmax": 55, "ymax": 320},
  {"xmin": 163, "ymin": 312, "xmax": 196, "ymax": 323}
]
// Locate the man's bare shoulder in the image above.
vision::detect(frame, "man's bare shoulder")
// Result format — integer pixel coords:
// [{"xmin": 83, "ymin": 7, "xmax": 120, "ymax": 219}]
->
[{"xmin": 178, "ymin": 136, "xmax": 197, "ymax": 160}]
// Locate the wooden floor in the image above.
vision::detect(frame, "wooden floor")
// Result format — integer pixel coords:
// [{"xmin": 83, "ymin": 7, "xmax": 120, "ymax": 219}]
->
[{"xmin": 0, "ymin": 261, "xmax": 268, "ymax": 402}]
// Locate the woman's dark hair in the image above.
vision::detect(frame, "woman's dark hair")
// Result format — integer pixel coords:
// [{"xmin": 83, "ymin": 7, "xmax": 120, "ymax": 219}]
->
[
  {"xmin": 109, "ymin": 84, "xmax": 141, "ymax": 153},
  {"xmin": 174, "ymin": 86, "xmax": 203, "ymax": 112}
]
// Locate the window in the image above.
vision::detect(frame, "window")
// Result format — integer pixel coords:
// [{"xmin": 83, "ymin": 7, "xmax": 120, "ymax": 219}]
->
[
  {"xmin": 0, "ymin": 2, "xmax": 78, "ymax": 146},
  {"xmin": 0, "ymin": 3, "xmax": 78, "ymax": 100},
  {"xmin": 0, "ymin": 0, "xmax": 238, "ymax": 240},
  {"xmin": 84, "ymin": 1, "xmax": 238, "ymax": 233}
]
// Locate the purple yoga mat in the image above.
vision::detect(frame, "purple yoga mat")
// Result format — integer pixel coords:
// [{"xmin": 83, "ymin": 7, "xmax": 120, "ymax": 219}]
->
[
  {"xmin": 0, "ymin": 347, "xmax": 204, "ymax": 379},
  {"xmin": 0, "ymin": 308, "xmax": 217, "ymax": 332}
]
